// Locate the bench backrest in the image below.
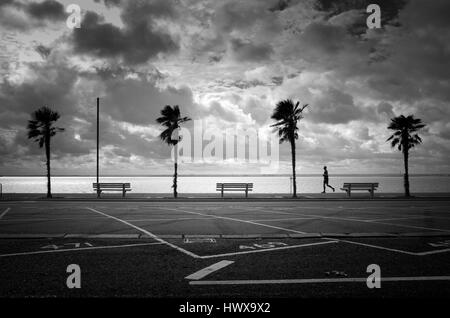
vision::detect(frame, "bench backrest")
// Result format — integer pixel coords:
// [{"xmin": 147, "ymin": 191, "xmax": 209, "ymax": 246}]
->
[
  {"xmin": 93, "ymin": 183, "xmax": 131, "ymax": 188},
  {"xmin": 342, "ymin": 183, "xmax": 379, "ymax": 189},
  {"xmin": 216, "ymin": 183, "xmax": 253, "ymax": 189}
]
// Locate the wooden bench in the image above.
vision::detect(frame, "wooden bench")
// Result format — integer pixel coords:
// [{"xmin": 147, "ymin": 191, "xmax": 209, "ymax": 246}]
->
[
  {"xmin": 341, "ymin": 183, "xmax": 379, "ymax": 198},
  {"xmin": 93, "ymin": 183, "xmax": 131, "ymax": 197},
  {"xmin": 216, "ymin": 183, "xmax": 253, "ymax": 198}
]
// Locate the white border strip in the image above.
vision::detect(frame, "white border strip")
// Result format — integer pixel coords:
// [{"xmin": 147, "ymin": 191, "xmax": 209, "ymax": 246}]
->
[
  {"xmin": 185, "ymin": 260, "xmax": 234, "ymax": 280},
  {"xmin": 86, "ymin": 207, "xmax": 201, "ymax": 258},
  {"xmin": 190, "ymin": 276, "xmax": 450, "ymax": 286}
]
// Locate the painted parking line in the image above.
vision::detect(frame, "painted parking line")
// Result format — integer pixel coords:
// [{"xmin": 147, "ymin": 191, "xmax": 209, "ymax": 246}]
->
[
  {"xmin": 0, "ymin": 216, "xmax": 107, "ymax": 223},
  {"xmin": 240, "ymin": 206, "xmax": 385, "ymax": 221},
  {"xmin": 257, "ymin": 209, "xmax": 450, "ymax": 233},
  {"xmin": 339, "ymin": 239, "xmax": 450, "ymax": 256},
  {"xmin": 365, "ymin": 216, "xmax": 431, "ymax": 222},
  {"xmin": 415, "ymin": 248, "xmax": 450, "ymax": 256},
  {"xmin": 86, "ymin": 207, "xmax": 201, "ymax": 259},
  {"xmin": 122, "ymin": 217, "xmax": 216, "ymax": 222},
  {"xmin": 229, "ymin": 207, "xmax": 450, "ymax": 236},
  {"xmin": 252, "ymin": 206, "xmax": 450, "ymax": 221},
  {"xmin": 248, "ymin": 217, "xmax": 316, "ymax": 222},
  {"xmin": 341, "ymin": 217, "xmax": 450, "ymax": 233},
  {"xmin": 160, "ymin": 207, "xmax": 310, "ymax": 235},
  {"xmin": 338, "ymin": 239, "xmax": 417, "ymax": 256},
  {"xmin": 200, "ymin": 240, "xmax": 338, "ymax": 259},
  {"xmin": 0, "ymin": 242, "xmax": 164, "ymax": 258},
  {"xmin": 0, "ymin": 208, "xmax": 11, "ymax": 220},
  {"xmin": 185, "ymin": 260, "xmax": 234, "ymax": 280},
  {"xmin": 189, "ymin": 276, "xmax": 450, "ymax": 286}
]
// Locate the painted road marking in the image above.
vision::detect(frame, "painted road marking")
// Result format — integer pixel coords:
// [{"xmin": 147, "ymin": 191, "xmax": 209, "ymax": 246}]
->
[
  {"xmin": 339, "ymin": 239, "xmax": 450, "ymax": 256},
  {"xmin": 41, "ymin": 242, "xmax": 93, "ymax": 250},
  {"xmin": 185, "ymin": 260, "xmax": 234, "ymax": 280},
  {"xmin": 200, "ymin": 240, "xmax": 338, "ymax": 259},
  {"xmin": 0, "ymin": 216, "xmax": 107, "ymax": 222},
  {"xmin": 366, "ymin": 216, "xmax": 431, "ymax": 222},
  {"xmin": 86, "ymin": 207, "xmax": 201, "ymax": 258},
  {"xmin": 0, "ymin": 208, "xmax": 11, "ymax": 220},
  {"xmin": 248, "ymin": 217, "xmax": 316, "ymax": 222},
  {"xmin": 347, "ymin": 219, "xmax": 450, "ymax": 233},
  {"xmin": 250, "ymin": 206, "xmax": 450, "ymax": 221},
  {"xmin": 271, "ymin": 210, "xmax": 450, "ymax": 233},
  {"xmin": 184, "ymin": 238, "xmax": 216, "ymax": 244},
  {"xmin": 124, "ymin": 217, "xmax": 215, "ymax": 222},
  {"xmin": 416, "ymin": 248, "xmax": 450, "ymax": 256},
  {"xmin": 0, "ymin": 242, "xmax": 163, "ymax": 258},
  {"xmin": 160, "ymin": 207, "xmax": 309, "ymax": 235},
  {"xmin": 338, "ymin": 239, "xmax": 417, "ymax": 255},
  {"xmin": 189, "ymin": 276, "xmax": 450, "ymax": 286},
  {"xmin": 240, "ymin": 242, "xmax": 288, "ymax": 249},
  {"xmin": 428, "ymin": 240, "xmax": 450, "ymax": 248}
]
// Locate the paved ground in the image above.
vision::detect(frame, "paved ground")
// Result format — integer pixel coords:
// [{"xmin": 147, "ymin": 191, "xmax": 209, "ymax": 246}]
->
[{"xmin": 0, "ymin": 200, "xmax": 449, "ymax": 299}]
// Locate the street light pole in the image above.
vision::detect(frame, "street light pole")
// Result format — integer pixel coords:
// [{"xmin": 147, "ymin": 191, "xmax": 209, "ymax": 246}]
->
[{"xmin": 96, "ymin": 97, "xmax": 100, "ymax": 198}]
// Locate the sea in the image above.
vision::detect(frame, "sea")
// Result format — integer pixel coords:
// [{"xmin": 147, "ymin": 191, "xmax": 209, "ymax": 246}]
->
[{"xmin": 0, "ymin": 175, "xmax": 449, "ymax": 194}]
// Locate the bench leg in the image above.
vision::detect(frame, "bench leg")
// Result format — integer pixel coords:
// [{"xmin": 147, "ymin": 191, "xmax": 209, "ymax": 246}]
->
[{"xmin": 221, "ymin": 185, "xmax": 224, "ymax": 198}]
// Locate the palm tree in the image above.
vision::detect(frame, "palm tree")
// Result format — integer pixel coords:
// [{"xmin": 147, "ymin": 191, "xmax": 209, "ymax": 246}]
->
[
  {"xmin": 387, "ymin": 115, "xmax": 426, "ymax": 197},
  {"xmin": 27, "ymin": 107, "xmax": 64, "ymax": 198},
  {"xmin": 271, "ymin": 99, "xmax": 308, "ymax": 198},
  {"xmin": 156, "ymin": 105, "xmax": 191, "ymax": 198}
]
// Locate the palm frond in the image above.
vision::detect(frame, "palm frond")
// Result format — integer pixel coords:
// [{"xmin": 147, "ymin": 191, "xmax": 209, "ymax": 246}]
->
[
  {"xmin": 270, "ymin": 99, "xmax": 308, "ymax": 144},
  {"xmin": 27, "ymin": 106, "xmax": 64, "ymax": 147},
  {"xmin": 386, "ymin": 114, "xmax": 426, "ymax": 152},
  {"xmin": 156, "ymin": 105, "xmax": 191, "ymax": 146}
]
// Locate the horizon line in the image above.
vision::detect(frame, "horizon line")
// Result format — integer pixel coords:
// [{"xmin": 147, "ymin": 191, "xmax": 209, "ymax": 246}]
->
[{"xmin": 1, "ymin": 174, "xmax": 449, "ymax": 177}]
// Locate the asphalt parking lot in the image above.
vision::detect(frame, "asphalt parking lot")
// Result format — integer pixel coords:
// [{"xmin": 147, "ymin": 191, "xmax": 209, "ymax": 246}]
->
[{"xmin": 1, "ymin": 200, "xmax": 449, "ymax": 298}]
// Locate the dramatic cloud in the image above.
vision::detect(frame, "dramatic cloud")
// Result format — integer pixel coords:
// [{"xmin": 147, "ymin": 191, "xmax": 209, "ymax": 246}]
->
[
  {"xmin": 229, "ymin": 38, "xmax": 273, "ymax": 62},
  {"xmin": 101, "ymin": 75, "xmax": 198, "ymax": 125},
  {"xmin": 25, "ymin": 0, "xmax": 65, "ymax": 21},
  {"xmin": 72, "ymin": 10, "xmax": 178, "ymax": 65},
  {"xmin": 71, "ymin": 0, "xmax": 179, "ymax": 64},
  {"xmin": 0, "ymin": 0, "xmax": 66, "ymax": 30},
  {"xmin": 0, "ymin": 0, "xmax": 449, "ymax": 175}
]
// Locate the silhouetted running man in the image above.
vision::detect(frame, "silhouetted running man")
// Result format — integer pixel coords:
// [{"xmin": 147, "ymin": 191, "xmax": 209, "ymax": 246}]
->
[{"xmin": 322, "ymin": 166, "xmax": 335, "ymax": 193}]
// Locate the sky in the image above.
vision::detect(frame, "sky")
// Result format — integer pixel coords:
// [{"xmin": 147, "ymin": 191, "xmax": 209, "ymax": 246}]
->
[{"xmin": 0, "ymin": 0, "xmax": 449, "ymax": 176}]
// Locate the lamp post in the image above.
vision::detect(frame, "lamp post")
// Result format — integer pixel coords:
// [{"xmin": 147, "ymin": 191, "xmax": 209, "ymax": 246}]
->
[{"xmin": 96, "ymin": 97, "xmax": 100, "ymax": 198}]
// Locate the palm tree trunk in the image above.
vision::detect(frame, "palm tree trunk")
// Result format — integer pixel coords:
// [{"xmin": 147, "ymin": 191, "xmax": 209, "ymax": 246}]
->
[
  {"xmin": 290, "ymin": 139, "xmax": 297, "ymax": 198},
  {"xmin": 173, "ymin": 143, "xmax": 178, "ymax": 198},
  {"xmin": 403, "ymin": 148, "xmax": 410, "ymax": 197},
  {"xmin": 45, "ymin": 135, "xmax": 52, "ymax": 199},
  {"xmin": 173, "ymin": 162, "xmax": 178, "ymax": 198}
]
